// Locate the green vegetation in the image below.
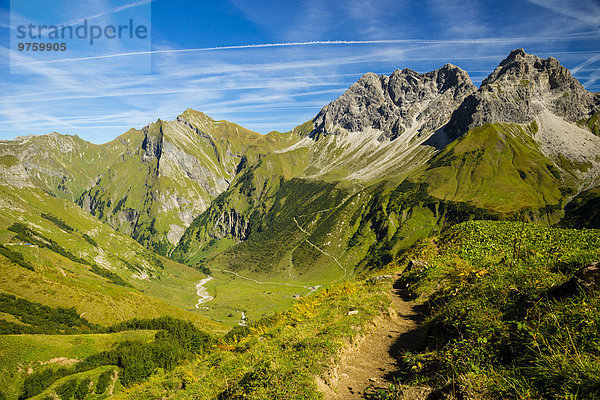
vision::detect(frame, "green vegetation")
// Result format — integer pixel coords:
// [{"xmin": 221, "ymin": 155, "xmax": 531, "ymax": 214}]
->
[
  {"xmin": 352, "ymin": 180, "xmax": 500, "ymax": 273},
  {"xmin": 0, "ymin": 186, "xmax": 225, "ymax": 331},
  {"xmin": 55, "ymin": 378, "xmax": 78, "ymax": 399},
  {"xmin": 120, "ymin": 280, "xmax": 389, "ymax": 399},
  {"xmin": 96, "ymin": 369, "xmax": 113, "ymax": 394},
  {"xmin": 82, "ymin": 234, "xmax": 98, "ymax": 247},
  {"xmin": 560, "ymin": 186, "xmax": 600, "ymax": 229},
  {"xmin": 8, "ymin": 223, "xmax": 89, "ymax": 265},
  {"xmin": 40, "ymin": 213, "xmax": 74, "ymax": 233},
  {"xmin": 389, "ymin": 221, "xmax": 600, "ymax": 399},
  {"xmin": 422, "ymin": 123, "xmax": 565, "ymax": 214},
  {"xmin": 90, "ymin": 265, "xmax": 131, "ymax": 287},
  {"xmin": 0, "ymin": 331, "xmax": 154, "ymax": 400},
  {"xmin": 578, "ymin": 113, "xmax": 600, "ymax": 136},
  {"xmin": 19, "ymin": 317, "xmax": 213, "ymax": 398},
  {"xmin": 0, "ymin": 292, "xmax": 97, "ymax": 334},
  {"xmin": 0, "ymin": 154, "xmax": 19, "ymax": 167},
  {"xmin": 0, "ymin": 244, "xmax": 35, "ymax": 271}
]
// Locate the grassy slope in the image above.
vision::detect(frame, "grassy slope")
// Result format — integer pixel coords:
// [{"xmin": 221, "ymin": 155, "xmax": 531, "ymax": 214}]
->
[
  {"xmin": 78, "ymin": 110, "xmax": 295, "ymax": 256},
  {"xmin": 0, "ymin": 331, "xmax": 155, "ymax": 400},
  {"xmin": 421, "ymin": 122, "xmax": 564, "ymax": 214},
  {"xmin": 578, "ymin": 112, "xmax": 600, "ymax": 137},
  {"xmin": 0, "ymin": 132, "xmax": 136, "ymax": 202},
  {"xmin": 560, "ymin": 186, "xmax": 600, "ymax": 229},
  {"xmin": 115, "ymin": 280, "xmax": 390, "ymax": 399},
  {"xmin": 175, "ymin": 174, "xmax": 374, "ymax": 325},
  {"xmin": 0, "ymin": 185, "xmax": 225, "ymax": 332},
  {"xmin": 392, "ymin": 220, "xmax": 600, "ymax": 399}
]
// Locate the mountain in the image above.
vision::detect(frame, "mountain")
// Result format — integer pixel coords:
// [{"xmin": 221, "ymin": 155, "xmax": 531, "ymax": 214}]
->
[
  {"xmin": 1, "ymin": 48, "xmax": 599, "ymax": 310},
  {"xmin": 312, "ymin": 63, "xmax": 475, "ymax": 141},
  {"xmin": 2, "ymin": 48, "xmax": 600, "ymax": 399},
  {"xmin": 173, "ymin": 49, "xmax": 600, "ymax": 276},
  {"xmin": 0, "ymin": 111, "xmax": 271, "ymax": 256},
  {"xmin": 76, "ymin": 110, "xmax": 267, "ymax": 255}
]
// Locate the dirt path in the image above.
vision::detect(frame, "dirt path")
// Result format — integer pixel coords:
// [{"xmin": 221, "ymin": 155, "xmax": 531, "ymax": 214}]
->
[
  {"xmin": 293, "ymin": 216, "xmax": 347, "ymax": 281},
  {"xmin": 320, "ymin": 276, "xmax": 425, "ymax": 399}
]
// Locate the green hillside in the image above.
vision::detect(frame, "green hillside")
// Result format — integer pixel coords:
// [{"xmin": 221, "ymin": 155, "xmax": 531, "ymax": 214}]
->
[
  {"xmin": 1, "ymin": 49, "xmax": 600, "ymax": 399},
  {"xmin": 0, "ymin": 185, "xmax": 224, "ymax": 331},
  {"xmin": 390, "ymin": 221, "xmax": 600, "ymax": 399}
]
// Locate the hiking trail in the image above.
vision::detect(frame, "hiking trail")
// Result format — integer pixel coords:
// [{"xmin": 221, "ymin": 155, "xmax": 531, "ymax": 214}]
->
[{"xmin": 319, "ymin": 275, "xmax": 427, "ymax": 399}]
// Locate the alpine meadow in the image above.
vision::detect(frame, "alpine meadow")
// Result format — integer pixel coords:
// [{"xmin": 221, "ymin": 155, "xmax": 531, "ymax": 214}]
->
[{"xmin": 1, "ymin": 7, "xmax": 600, "ymax": 398}]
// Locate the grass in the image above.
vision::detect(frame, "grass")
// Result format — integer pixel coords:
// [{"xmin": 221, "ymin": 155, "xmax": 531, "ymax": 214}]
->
[
  {"xmin": 0, "ymin": 186, "xmax": 225, "ymax": 332},
  {"xmin": 194, "ymin": 270, "xmax": 308, "ymax": 326},
  {"xmin": 389, "ymin": 220, "xmax": 600, "ymax": 399},
  {"xmin": 422, "ymin": 123, "xmax": 564, "ymax": 214},
  {"xmin": 0, "ymin": 331, "xmax": 155, "ymax": 400},
  {"xmin": 113, "ymin": 279, "xmax": 390, "ymax": 399}
]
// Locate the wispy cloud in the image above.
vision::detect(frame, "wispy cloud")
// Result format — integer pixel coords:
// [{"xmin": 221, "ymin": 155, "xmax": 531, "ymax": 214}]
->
[
  {"xmin": 526, "ymin": 0, "xmax": 600, "ymax": 26},
  {"xmin": 13, "ymin": 34, "xmax": 600, "ymax": 67},
  {"xmin": 58, "ymin": 0, "xmax": 153, "ymax": 27},
  {"xmin": 571, "ymin": 54, "xmax": 600, "ymax": 74}
]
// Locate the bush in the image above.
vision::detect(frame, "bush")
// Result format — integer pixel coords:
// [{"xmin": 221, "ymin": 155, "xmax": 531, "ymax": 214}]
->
[
  {"xmin": 41, "ymin": 213, "xmax": 74, "ymax": 233},
  {"xmin": 95, "ymin": 369, "xmax": 113, "ymax": 394},
  {"xmin": 20, "ymin": 368, "xmax": 70, "ymax": 399},
  {"xmin": 8, "ymin": 223, "xmax": 89, "ymax": 265},
  {"xmin": 74, "ymin": 378, "xmax": 91, "ymax": 400},
  {"xmin": 82, "ymin": 234, "xmax": 98, "ymax": 247},
  {"xmin": 19, "ymin": 317, "xmax": 213, "ymax": 397},
  {"xmin": 0, "ymin": 292, "xmax": 97, "ymax": 334},
  {"xmin": 55, "ymin": 379, "xmax": 78, "ymax": 400},
  {"xmin": 90, "ymin": 264, "xmax": 131, "ymax": 287},
  {"xmin": 0, "ymin": 244, "xmax": 35, "ymax": 271}
]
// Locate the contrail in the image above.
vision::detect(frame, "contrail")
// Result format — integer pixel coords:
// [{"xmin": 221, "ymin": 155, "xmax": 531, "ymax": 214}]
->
[
  {"xmin": 58, "ymin": 0, "xmax": 153, "ymax": 28},
  {"xmin": 15, "ymin": 34, "xmax": 600, "ymax": 66},
  {"xmin": 572, "ymin": 54, "xmax": 600, "ymax": 74}
]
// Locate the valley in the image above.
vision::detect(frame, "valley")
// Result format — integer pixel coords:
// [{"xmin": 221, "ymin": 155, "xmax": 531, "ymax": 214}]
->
[{"xmin": 0, "ymin": 48, "xmax": 599, "ymax": 399}]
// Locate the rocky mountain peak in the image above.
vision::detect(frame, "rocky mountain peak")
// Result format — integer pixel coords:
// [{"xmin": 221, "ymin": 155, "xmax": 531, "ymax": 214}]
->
[
  {"xmin": 483, "ymin": 48, "xmax": 577, "ymax": 90},
  {"xmin": 448, "ymin": 49, "xmax": 599, "ymax": 136},
  {"xmin": 311, "ymin": 64, "xmax": 476, "ymax": 141}
]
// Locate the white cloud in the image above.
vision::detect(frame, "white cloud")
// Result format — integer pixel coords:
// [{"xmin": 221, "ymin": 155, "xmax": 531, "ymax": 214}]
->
[{"xmin": 526, "ymin": 0, "xmax": 600, "ymax": 26}]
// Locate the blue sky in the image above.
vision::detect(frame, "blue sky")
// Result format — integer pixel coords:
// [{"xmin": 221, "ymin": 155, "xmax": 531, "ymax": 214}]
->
[{"xmin": 0, "ymin": 0, "xmax": 599, "ymax": 143}]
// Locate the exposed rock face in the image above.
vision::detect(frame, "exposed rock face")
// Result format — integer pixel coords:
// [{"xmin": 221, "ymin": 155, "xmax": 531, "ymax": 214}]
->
[
  {"xmin": 0, "ymin": 160, "xmax": 34, "ymax": 188},
  {"xmin": 449, "ymin": 48, "xmax": 600, "ymax": 136},
  {"xmin": 311, "ymin": 64, "xmax": 476, "ymax": 140},
  {"xmin": 212, "ymin": 209, "xmax": 250, "ymax": 240},
  {"xmin": 548, "ymin": 262, "xmax": 600, "ymax": 298}
]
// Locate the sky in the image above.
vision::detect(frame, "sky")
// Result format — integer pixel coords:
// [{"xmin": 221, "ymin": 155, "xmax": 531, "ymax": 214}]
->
[{"xmin": 0, "ymin": 0, "xmax": 599, "ymax": 143}]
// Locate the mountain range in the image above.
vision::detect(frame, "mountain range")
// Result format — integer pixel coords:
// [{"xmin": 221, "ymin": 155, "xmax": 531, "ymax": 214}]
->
[
  {"xmin": 1, "ymin": 48, "xmax": 600, "ymax": 399},
  {"xmin": 1, "ymin": 48, "xmax": 599, "ymax": 321}
]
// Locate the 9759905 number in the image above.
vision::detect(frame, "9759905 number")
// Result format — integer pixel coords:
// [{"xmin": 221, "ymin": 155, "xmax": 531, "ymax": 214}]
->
[{"xmin": 17, "ymin": 43, "xmax": 66, "ymax": 51}]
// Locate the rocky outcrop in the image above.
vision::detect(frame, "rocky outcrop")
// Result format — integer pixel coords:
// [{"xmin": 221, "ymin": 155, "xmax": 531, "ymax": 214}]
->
[
  {"xmin": 141, "ymin": 121, "xmax": 164, "ymax": 162},
  {"xmin": 449, "ymin": 48, "xmax": 600, "ymax": 136},
  {"xmin": 0, "ymin": 158, "xmax": 34, "ymax": 188},
  {"xmin": 548, "ymin": 262, "xmax": 600, "ymax": 298},
  {"xmin": 311, "ymin": 64, "xmax": 476, "ymax": 140},
  {"xmin": 212, "ymin": 209, "xmax": 250, "ymax": 240}
]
